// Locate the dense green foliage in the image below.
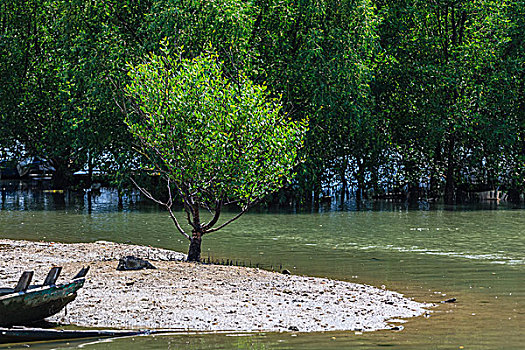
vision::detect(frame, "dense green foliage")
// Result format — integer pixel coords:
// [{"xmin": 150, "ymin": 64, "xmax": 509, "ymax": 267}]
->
[
  {"xmin": 125, "ymin": 46, "xmax": 306, "ymax": 259},
  {"xmin": 0, "ymin": 0, "xmax": 146, "ymax": 188},
  {"xmin": 1, "ymin": 0, "xmax": 523, "ymax": 203},
  {"xmin": 376, "ymin": 0, "xmax": 524, "ymax": 202}
]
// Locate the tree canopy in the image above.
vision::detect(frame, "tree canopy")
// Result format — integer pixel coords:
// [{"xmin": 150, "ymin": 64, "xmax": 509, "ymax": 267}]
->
[{"xmin": 125, "ymin": 45, "xmax": 307, "ymax": 260}]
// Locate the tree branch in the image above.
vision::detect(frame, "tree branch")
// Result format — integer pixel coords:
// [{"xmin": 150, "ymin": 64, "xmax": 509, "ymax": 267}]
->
[
  {"xmin": 166, "ymin": 206, "xmax": 190, "ymax": 240},
  {"xmin": 202, "ymin": 200, "xmax": 222, "ymax": 231},
  {"xmin": 169, "ymin": 181, "xmax": 197, "ymax": 230},
  {"xmin": 130, "ymin": 177, "xmax": 190, "ymax": 240},
  {"xmin": 205, "ymin": 201, "xmax": 256, "ymax": 234},
  {"xmin": 183, "ymin": 201, "xmax": 196, "ymax": 229},
  {"xmin": 130, "ymin": 177, "xmax": 166, "ymax": 206}
]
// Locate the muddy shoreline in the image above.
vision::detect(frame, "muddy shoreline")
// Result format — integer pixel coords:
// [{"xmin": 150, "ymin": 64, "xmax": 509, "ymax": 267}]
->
[{"xmin": 0, "ymin": 239, "xmax": 432, "ymax": 333}]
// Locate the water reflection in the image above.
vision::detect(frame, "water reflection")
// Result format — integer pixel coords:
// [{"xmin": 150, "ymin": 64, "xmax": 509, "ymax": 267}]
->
[
  {"xmin": 2, "ymin": 180, "xmax": 523, "ymax": 215},
  {"xmin": 0, "ymin": 182, "xmax": 148, "ymax": 213}
]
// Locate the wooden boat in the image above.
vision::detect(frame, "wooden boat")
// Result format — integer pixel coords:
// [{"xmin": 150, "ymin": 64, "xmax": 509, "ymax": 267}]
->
[{"xmin": 0, "ymin": 267, "xmax": 89, "ymax": 327}]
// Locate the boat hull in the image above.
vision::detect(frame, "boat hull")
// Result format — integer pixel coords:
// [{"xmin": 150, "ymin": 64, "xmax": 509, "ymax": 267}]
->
[{"xmin": 0, "ymin": 279, "xmax": 84, "ymax": 327}]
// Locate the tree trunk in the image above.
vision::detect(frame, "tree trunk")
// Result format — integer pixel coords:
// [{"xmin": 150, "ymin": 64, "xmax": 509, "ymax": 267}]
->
[
  {"xmin": 118, "ymin": 190, "xmax": 123, "ymax": 210},
  {"xmin": 187, "ymin": 230, "xmax": 202, "ymax": 262},
  {"xmin": 313, "ymin": 173, "xmax": 321, "ymax": 210},
  {"xmin": 51, "ymin": 192, "xmax": 66, "ymax": 208},
  {"xmin": 1, "ymin": 189, "xmax": 6, "ymax": 210},
  {"xmin": 371, "ymin": 165, "xmax": 380, "ymax": 196},
  {"xmin": 340, "ymin": 156, "xmax": 348, "ymax": 202},
  {"xmin": 341, "ymin": 173, "xmax": 347, "ymax": 202},
  {"xmin": 444, "ymin": 136, "xmax": 456, "ymax": 204},
  {"xmin": 87, "ymin": 151, "xmax": 93, "ymax": 189},
  {"xmin": 408, "ymin": 182, "xmax": 419, "ymax": 202},
  {"xmin": 356, "ymin": 158, "xmax": 365, "ymax": 202},
  {"xmin": 51, "ymin": 158, "xmax": 71, "ymax": 190},
  {"xmin": 430, "ymin": 144, "xmax": 441, "ymax": 199},
  {"xmin": 52, "ymin": 172, "xmax": 70, "ymax": 190},
  {"xmin": 87, "ymin": 191, "xmax": 92, "ymax": 214}
]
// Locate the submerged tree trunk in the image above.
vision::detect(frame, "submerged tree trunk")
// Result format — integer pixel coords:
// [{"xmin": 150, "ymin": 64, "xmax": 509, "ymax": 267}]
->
[
  {"xmin": 51, "ymin": 158, "xmax": 72, "ymax": 190},
  {"xmin": 429, "ymin": 144, "xmax": 441, "ymax": 199},
  {"xmin": 313, "ymin": 173, "xmax": 321, "ymax": 210},
  {"xmin": 117, "ymin": 190, "xmax": 123, "ymax": 210},
  {"xmin": 340, "ymin": 156, "xmax": 348, "ymax": 202},
  {"xmin": 444, "ymin": 135, "xmax": 456, "ymax": 205},
  {"xmin": 187, "ymin": 230, "xmax": 202, "ymax": 262},
  {"xmin": 407, "ymin": 182, "xmax": 419, "ymax": 202},
  {"xmin": 87, "ymin": 151, "xmax": 93, "ymax": 189},
  {"xmin": 341, "ymin": 173, "xmax": 347, "ymax": 202},
  {"xmin": 371, "ymin": 165, "xmax": 380, "ymax": 197},
  {"xmin": 356, "ymin": 158, "xmax": 365, "ymax": 202}
]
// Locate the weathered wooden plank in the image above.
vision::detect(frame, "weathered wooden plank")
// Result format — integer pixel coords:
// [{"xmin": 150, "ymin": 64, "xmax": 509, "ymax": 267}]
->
[
  {"xmin": 43, "ymin": 267, "xmax": 62, "ymax": 286},
  {"xmin": 14, "ymin": 271, "xmax": 33, "ymax": 292},
  {"xmin": 72, "ymin": 266, "xmax": 90, "ymax": 279}
]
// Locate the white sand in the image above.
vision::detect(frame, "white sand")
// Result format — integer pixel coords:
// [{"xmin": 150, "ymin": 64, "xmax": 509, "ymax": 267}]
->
[{"xmin": 0, "ymin": 239, "xmax": 432, "ymax": 332}]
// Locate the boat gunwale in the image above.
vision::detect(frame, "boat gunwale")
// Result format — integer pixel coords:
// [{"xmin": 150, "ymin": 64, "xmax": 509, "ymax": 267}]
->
[{"xmin": 0, "ymin": 279, "xmax": 85, "ymax": 302}]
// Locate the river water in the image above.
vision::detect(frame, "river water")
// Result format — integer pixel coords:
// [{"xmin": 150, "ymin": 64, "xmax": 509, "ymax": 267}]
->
[{"xmin": 0, "ymin": 189, "xmax": 523, "ymax": 349}]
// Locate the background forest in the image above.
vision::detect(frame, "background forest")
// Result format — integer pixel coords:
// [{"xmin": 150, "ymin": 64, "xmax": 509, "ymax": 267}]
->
[{"xmin": 1, "ymin": 0, "xmax": 523, "ymax": 205}]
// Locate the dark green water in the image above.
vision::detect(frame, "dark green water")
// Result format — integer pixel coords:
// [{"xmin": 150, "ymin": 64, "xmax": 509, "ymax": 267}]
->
[{"xmin": 0, "ymin": 189, "xmax": 523, "ymax": 349}]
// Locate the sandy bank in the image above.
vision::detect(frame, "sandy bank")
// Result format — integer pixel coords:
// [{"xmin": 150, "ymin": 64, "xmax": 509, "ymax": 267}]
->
[{"xmin": 0, "ymin": 239, "xmax": 432, "ymax": 333}]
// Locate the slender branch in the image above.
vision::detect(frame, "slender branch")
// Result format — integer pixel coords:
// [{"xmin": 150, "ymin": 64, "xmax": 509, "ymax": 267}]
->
[
  {"xmin": 202, "ymin": 200, "xmax": 222, "ymax": 231},
  {"xmin": 108, "ymin": 76, "xmax": 127, "ymax": 115},
  {"xmin": 183, "ymin": 201, "xmax": 196, "ymax": 229},
  {"xmin": 130, "ymin": 177, "xmax": 189, "ymax": 240},
  {"xmin": 203, "ymin": 202, "xmax": 213, "ymax": 215},
  {"xmin": 205, "ymin": 201, "xmax": 256, "ymax": 234},
  {"xmin": 167, "ymin": 177, "xmax": 194, "ymax": 236},
  {"xmin": 166, "ymin": 206, "xmax": 190, "ymax": 240},
  {"xmin": 130, "ymin": 177, "xmax": 166, "ymax": 206},
  {"xmin": 171, "ymin": 181, "xmax": 196, "ymax": 229},
  {"xmin": 457, "ymin": 10, "xmax": 467, "ymax": 46},
  {"xmin": 166, "ymin": 177, "xmax": 173, "ymax": 207}
]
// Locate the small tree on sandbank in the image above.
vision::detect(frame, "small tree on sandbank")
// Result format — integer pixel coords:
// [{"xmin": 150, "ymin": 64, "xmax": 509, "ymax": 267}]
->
[{"xmin": 125, "ymin": 46, "xmax": 307, "ymax": 261}]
